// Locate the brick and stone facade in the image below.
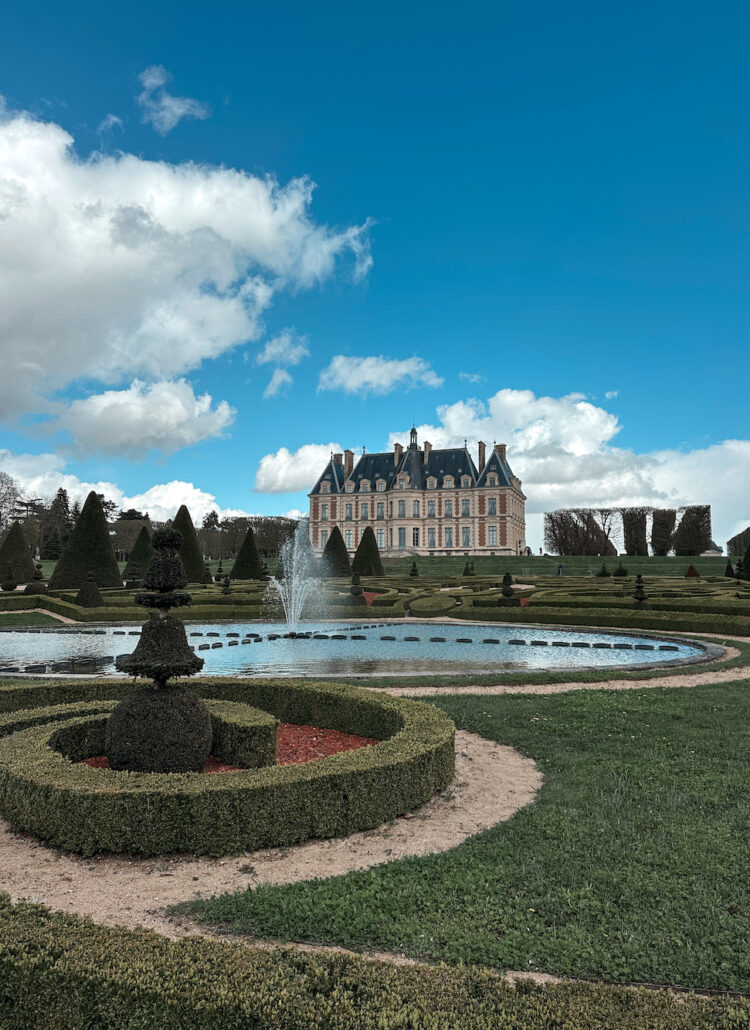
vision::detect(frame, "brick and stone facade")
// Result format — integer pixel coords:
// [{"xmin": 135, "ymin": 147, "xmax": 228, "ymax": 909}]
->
[{"xmin": 308, "ymin": 428, "xmax": 526, "ymax": 557}]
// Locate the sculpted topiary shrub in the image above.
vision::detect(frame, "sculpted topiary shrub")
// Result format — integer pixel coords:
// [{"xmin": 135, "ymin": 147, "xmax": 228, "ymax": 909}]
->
[
  {"xmin": 75, "ymin": 573, "xmax": 103, "ymax": 608},
  {"xmin": 321, "ymin": 526, "xmax": 351, "ymax": 578},
  {"xmin": 48, "ymin": 492, "xmax": 122, "ymax": 590},
  {"xmin": 229, "ymin": 525, "xmax": 264, "ymax": 580},
  {"xmin": 122, "ymin": 525, "xmax": 153, "ymax": 582},
  {"xmin": 684, "ymin": 564, "xmax": 700, "ymax": 578},
  {"xmin": 23, "ymin": 563, "xmax": 48, "ymax": 596},
  {"xmin": 171, "ymin": 505, "xmax": 205, "ymax": 583},
  {"xmin": 106, "ymin": 528, "xmax": 208, "ymax": 774},
  {"xmin": 1, "ymin": 564, "xmax": 17, "ymax": 592},
  {"xmin": 352, "ymin": 526, "xmax": 384, "ymax": 577},
  {"xmin": 0, "ymin": 523, "xmax": 35, "ymax": 584}
]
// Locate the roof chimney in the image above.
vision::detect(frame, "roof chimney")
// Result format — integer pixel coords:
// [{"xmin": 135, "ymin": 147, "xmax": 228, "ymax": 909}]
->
[
  {"xmin": 423, "ymin": 440, "xmax": 432, "ymax": 461},
  {"xmin": 332, "ymin": 452, "xmax": 343, "ymax": 466},
  {"xmin": 344, "ymin": 449, "xmax": 354, "ymax": 477},
  {"xmin": 394, "ymin": 442, "xmax": 403, "ymax": 465},
  {"xmin": 478, "ymin": 441, "xmax": 486, "ymax": 473},
  {"xmin": 494, "ymin": 442, "xmax": 507, "ymax": 462}
]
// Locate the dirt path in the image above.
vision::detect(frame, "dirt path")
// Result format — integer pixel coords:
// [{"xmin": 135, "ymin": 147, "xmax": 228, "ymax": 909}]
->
[{"xmin": 0, "ymin": 729, "xmax": 541, "ymax": 938}]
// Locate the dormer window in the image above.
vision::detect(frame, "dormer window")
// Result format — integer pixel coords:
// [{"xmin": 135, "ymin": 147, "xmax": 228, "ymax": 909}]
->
[
  {"xmin": 461, "ymin": 477, "xmax": 471, "ymax": 489},
  {"xmin": 320, "ymin": 482, "xmax": 330, "ymax": 494},
  {"xmin": 346, "ymin": 481, "xmax": 354, "ymax": 493},
  {"xmin": 488, "ymin": 475, "xmax": 497, "ymax": 486},
  {"xmin": 360, "ymin": 480, "xmax": 370, "ymax": 493},
  {"xmin": 443, "ymin": 476, "xmax": 454, "ymax": 489},
  {"xmin": 426, "ymin": 477, "xmax": 437, "ymax": 490},
  {"xmin": 376, "ymin": 480, "xmax": 386, "ymax": 492},
  {"xmin": 398, "ymin": 476, "xmax": 408, "ymax": 490}
]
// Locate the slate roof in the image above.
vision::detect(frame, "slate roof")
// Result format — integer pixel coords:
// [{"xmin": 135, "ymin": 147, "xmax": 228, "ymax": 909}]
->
[
  {"xmin": 309, "ymin": 459, "xmax": 347, "ymax": 495},
  {"xmin": 475, "ymin": 448, "xmax": 515, "ymax": 488}
]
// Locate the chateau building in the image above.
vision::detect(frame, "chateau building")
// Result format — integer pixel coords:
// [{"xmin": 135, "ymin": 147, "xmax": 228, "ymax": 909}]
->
[{"xmin": 308, "ymin": 428, "xmax": 526, "ymax": 557}]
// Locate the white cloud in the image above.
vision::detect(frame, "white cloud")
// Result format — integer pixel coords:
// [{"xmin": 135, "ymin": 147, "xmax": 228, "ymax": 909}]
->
[
  {"xmin": 136, "ymin": 65, "xmax": 210, "ymax": 135},
  {"xmin": 54, "ymin": 379, "xmax": 234, "ymax": 457},
  {"xmin": 256, "ymin": 329, "xmax": 310, "ymax": 367},
  {"xmin": 97, "ymin": 113, "xmax": 124, "ymax": 136},
  {"xmin": 263, "ymin": 368, "xmax": 293, "ymax": 399},
  {"xmin": 459, "ymin": 371, "xmax": 484, "ymax": 384},
  {"xmin": 254, "ymin": 442, "xmax": 343, "ymax": 493},
  {"xmin": 388, "ymin": 388, "xmax": 749, "ymax": 550},
  {"xmin": 318, "ymin": 355, "xmax": 443, "ymax": 396},
  {"xmin": 282, "ymin": 508, "xmax": 306, "ymax": 520},
  {"xmin": 605, "ymin": 389, "xmax": 619, "ymax": 399},
  {"xmin": 0, "ymin": 448, "xmax": 246, "ymax": 522},
  {"xmin": 0, "ymin": 106, "xmax": 371, "ymax": 421}
]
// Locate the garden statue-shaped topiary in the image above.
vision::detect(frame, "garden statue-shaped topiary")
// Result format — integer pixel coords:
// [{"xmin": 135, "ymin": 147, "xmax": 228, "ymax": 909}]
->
[
  {"xmin": 725, "ymin": 560, "xmax": 736, "ymax": 578},
  {"xmin": 633, "ymin": 573, "xmax": 648, "ymax": 607},
  {"xmin": 501, "ymin": 572, "xmax": 514, "ymax": 599},
  {"xmin": 409, "ymin": 561, "xmax": 419, "ymax": 577},
  {"xmin": 106, "ymin": 528, "xmax": 208, "ymax": 773},
  {"xmin": 201, "ymin": 564, "xmax": 214, "ymax": 584},
  {"xmin": 1, "ymin": 563, "xmax": 17, "ymax": 592},
  {"xmin": 23, "ymin": 563, "xmax": 48, "ymax": 595},
  {"xmin": 349, "ymin": 571, "xmax": 366, "ymax": 606},
  {"xmin": 75, "ymin": 572, "xmax": 103, "ymax": 608}
]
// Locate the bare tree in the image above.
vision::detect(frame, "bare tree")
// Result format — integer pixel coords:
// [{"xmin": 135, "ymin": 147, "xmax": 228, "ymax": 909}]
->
[{"xmin": 0, "ymin": 472, "xmax": 19, "ymax": 533}]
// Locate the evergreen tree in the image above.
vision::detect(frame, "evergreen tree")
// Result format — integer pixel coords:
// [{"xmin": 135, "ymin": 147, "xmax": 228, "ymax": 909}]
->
[
  {"xmin": 0, "ymin": 522, "xmax": 36, "ymax": 582},
  {"xmin": 321, "ymin": 526, "xmax": 352, "ymax": 577},
  {"xmin": 1, "ymin": 563, "xmax": 17, "ymax": 592},
  {"xmin": 171, "ymin": 505, "xmax": 205, "ymax": 583},
  {"xmin": 122, "ymin": 525, "xmax": 154, "ymax": 582},
  {"xmin": 352, "ymin": 526, "xmax": 384, "ymax": 576},
  {"xmin": 409, "ymin": 561, "xmax": 419, "ymax": 577},
  {"xmin": 49, "ymin": 491, "xmax": 123, "ymax": 589},
  {"xmin": 201, "ymin": 565, "xmax": 213, "ymax": 584},
  {"xmin": 725, "ymin": 560, "xmax": 736, "ymax": 577},
  {"xmin": 230, "ymin": 525, "xmax": 264, "ymax": 579},
  {"xmin": 39, "ymin": 524, "xmax": 62, "ymax": 560},
  {"xmin": 75, "ymin": 572, "xmax": 104, "ymax": 608},
  {"xmin": 743, "ymin": 546, "xmax": 750, "ymax": 581},
  {"xmin": 49, "ymin": 488, "xmax": 72, "ymax": 540}
]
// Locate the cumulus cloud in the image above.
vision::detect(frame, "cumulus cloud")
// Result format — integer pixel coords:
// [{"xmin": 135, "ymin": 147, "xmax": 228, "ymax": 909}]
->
[
  {"xmin": 318, "ymin": 355, "xmax": 443, "ymax": 396},
  {"xmin": 254, "ymin": 442, "xmax": 343, "ymax": 493},
  {"xmin": 256, "ymin": 329, "xmax": 310, "ymax": 367},
  {"xmin": 387, "ymin": 388, "xmax": 750, "ymax": 548},
  {"xmin": 0, "ymin": 106, "xmax": 371, "ymax": 420},
  {"xmin": 0, "ymin": 448, "xmax": 246, "ymax": 522},
  {"xmin": 136, "ymin": 65, "xmax": 210, "ymax": 135},
  {"xmin": 53, "ymin": 379, "xmax": 234, "ymax": 457},
  {"xmin": 263, "ymin": 368, "xmax": 293, "ymax": 399}
]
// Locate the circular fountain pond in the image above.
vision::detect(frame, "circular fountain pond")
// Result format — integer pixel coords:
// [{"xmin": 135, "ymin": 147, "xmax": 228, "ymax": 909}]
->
[{"xmin": 0, "ymin": 621, "xmax": 719, "ymax": 677}]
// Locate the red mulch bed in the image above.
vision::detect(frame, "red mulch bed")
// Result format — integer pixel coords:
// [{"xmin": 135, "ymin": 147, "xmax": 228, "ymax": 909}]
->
[
  {"xmin": 363, "ymin": 591, "xmax": 378, "ymax": 606},
  {"xmin": 80, "ymin": 723, "xmax": 378, "ymax": 774}
]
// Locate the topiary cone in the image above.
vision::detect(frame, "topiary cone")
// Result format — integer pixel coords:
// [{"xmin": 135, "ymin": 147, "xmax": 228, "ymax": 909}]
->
[
  {"xmin": 171, "ymin": 505, "xmax": 205, "ymax": 583},
  {"xmin": 0, "ymin": 523, "xmax": 35, "ymax": 584},
  {"xmin": 229, "ymin": 525, "xmax": 264, "ymax": 580},
  {"xmin": 49, "ymin": 492, "xmax": 122, "ymax": 589}
]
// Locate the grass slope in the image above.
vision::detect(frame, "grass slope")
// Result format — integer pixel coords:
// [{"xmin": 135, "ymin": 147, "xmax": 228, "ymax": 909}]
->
[
  {"xmin": 386, "ymin": 554, "xmax": 729, "ymax": 577},
  {"xmin": 178, "ymin": 682, "xmax": 750, "ymax": 991}
]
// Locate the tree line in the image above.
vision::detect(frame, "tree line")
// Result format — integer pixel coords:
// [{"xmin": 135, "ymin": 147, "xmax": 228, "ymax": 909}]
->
[{"xmin": 543, "ymin": 505, "xmax": 714, "ymax": 557}]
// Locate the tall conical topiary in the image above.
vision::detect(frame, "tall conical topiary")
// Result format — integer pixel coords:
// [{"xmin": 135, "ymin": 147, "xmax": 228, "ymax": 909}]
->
[
  {"xmin": 321, "ymin": 525, "xmax": 351, "ymax": 578},
  {"xmin": 352, "ymin": 526, "xmax": 384, "ymax": 577},
  {"xmin": 171, "ymin": 505, "xmax": 204, "ymax": 583},
  {"xmin": 49, "ymin": 492, "xmax": 122, "ymax": 589},
  {"xmin": 0, "ymin": 523, "xmax": 35, "ymax": 583},
  {"xmin": 122, "ymin": 525, "xmax": 154, "ymax": 582},
  {"xmin": 229, "ymin": 525, "xmax": 263, "ymax": 580}
]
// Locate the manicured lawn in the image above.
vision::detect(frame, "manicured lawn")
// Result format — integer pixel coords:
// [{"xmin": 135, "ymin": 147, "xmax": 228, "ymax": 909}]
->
[
  {"xmin": 0, "ymin": 612, "xmax": 63, "ymax": 627},
  {"xmin": 177, "ymin": 681, "xmax": 750, "ymax": 991},
  {"xmin": 385, "ymin": 554, "xmax": 730, "ymax": 577}
]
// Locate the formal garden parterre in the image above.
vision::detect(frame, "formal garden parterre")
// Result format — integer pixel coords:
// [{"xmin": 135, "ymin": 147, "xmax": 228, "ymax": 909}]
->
[{"xmin": 0, "ymin": 505, "xmax": 749, "ymax": 1026}]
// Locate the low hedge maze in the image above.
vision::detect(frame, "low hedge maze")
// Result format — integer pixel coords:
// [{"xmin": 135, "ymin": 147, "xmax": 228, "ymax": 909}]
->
[{"xmin": 0, "ymin": 678, "xmax": 455, "ymax": 856}]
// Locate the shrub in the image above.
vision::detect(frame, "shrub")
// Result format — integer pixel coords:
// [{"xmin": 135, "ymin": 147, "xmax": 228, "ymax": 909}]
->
[
  {"xmin": 321, "ymin": 526, "xmax": 352, "ymax": 578},
  {"xmin": 49, "ymin": 491, "xmax": 123, "ymax": 590},
  {"xmin": 229, "ymin": 525, "xmax": 264, "ymax": 580},
  {"xmin": 651, "ymin": 508, "xmax": 677, "ymax": 556},
  {"xmin": 613, "ymin": 562, "xmax": 628, "ymax": 577},
  {"xmin": 725, "ymin": 561, "xmax": 736, "ymax": 577},
  {"xmin": 0, "ymin": 564, "xmax": 17, "ymax": 592},
  {"xmin": 0, "ymin": 681, "xmax": 455, "ymax": 856},
  {"xmin": 74, "ymin": 572, "xmax": 103, "ymax": 608},
  {"xmin": 104, "ymin": 686, "xmax": 213, "ymax": 773},
  {"xmin": 352, "ymin": 526, "xmax": 384, "ymax": 576},
  {"xmin": 3, "ymin": 896, "xmax": 744, "ymax": 1030},
  {"xmin": 450, "ymin": 604, "xmax": 748, "ymax": 636},
  {"xmin": 122, "ymin": 524, "xmax": 153, "ymax": 582},
  {"xmin": 595, "ymin": 563, "xmax": 611, "ymax": 577},
  {"xmin": 23, "ymin": 563, "xmax": 48, "ymax": 595},
  {"xmin": 0, "ymin": 523, "xmax": 35, "ymax": 583},
  {"xmin": 685, "ymin": 564, "xmax": 700, "ymax": 578},
  {"xmin": 171, "ymin": 505, "xmax": 205, "ymax": 583},
  {"xmin": 409, "ymin": 561, "xmax": 419, "ymax": 577},
  {"xmin": 409, "ymin": 593, "xmax": 458, "ymax": 616}
]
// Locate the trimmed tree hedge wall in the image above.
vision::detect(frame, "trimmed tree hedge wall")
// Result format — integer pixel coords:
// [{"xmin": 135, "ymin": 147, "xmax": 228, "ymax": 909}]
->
[{"xmin": 48, "ymin": 492, "xmax": 123, "ymax": 590}]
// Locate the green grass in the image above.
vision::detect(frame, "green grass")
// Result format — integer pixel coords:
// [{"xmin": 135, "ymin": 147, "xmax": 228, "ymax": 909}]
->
[
  {"xmin": 385, "ymin": 554, "xmax": 730, "ymax": 577},
  {"xmin": 176, "ymin": 681, "xmax": 750, "ymax": 991},
  {"xmin": 0, "ymin": 612, "xmax": 63, "ymax": 627}
]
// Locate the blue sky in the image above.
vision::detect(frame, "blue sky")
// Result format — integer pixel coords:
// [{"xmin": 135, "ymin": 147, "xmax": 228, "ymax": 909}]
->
[{"xmin": 0, "ymin": 0, "xmax": 748, "ymax": 548}]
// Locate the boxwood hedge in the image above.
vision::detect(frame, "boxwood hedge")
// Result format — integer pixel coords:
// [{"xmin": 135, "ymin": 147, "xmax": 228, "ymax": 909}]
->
[
  {"xmin": 453, "ymin": 604, "xmax": 750, "ymax": 635},
  {"xmin": 0, "ymin": 679, "xmax": 455, "ymax": 856},
  {"xmin": 1, "ymin": 896, "xmax": 746, "ymax": 1029}
]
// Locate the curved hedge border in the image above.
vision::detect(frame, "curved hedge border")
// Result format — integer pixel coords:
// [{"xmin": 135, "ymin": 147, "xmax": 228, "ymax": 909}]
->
[
  {"xmin": 452, "ymin": 604, "xmax": 750, "ymax": 635},
  {"xmin": 2, "ymin": 897, "xmax": 745, "ymax": 1030},
  {"xmin": 0, "ymin": 679, "xmax": 455, "ymax": 856}
]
